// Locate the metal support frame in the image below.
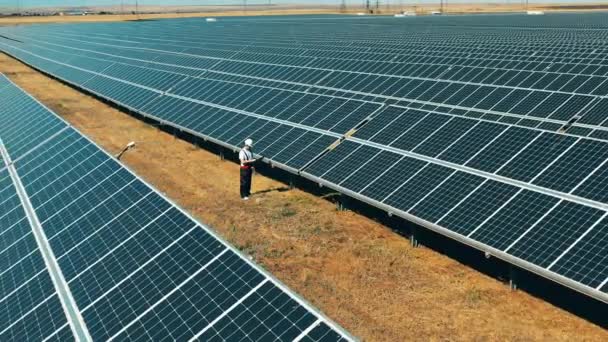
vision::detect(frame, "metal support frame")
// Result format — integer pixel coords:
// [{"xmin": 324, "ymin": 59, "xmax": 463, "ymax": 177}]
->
[
  {"xmin": 335, "ymin": 194, "xmax": 348, "ymax": 211},
  {"xmin": 289, "ymin": 175, "xmax": 295, "ymax": 190},
  {"xmin": 410, "ymin": 226, "xmax": 420, "ymax": 248},
  {"xmin": 510, "ymin": 266, "xmax": 518, "ymax": 291}
]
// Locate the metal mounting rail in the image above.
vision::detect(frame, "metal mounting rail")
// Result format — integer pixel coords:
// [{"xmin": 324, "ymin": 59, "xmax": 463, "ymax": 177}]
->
[{"xmin": 0, "ymin": 140, "xmax": 92, "ymax": 342}]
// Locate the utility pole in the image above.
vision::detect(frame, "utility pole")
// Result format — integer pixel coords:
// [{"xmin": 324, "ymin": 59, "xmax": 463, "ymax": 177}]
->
[{"xmin": 340, "ymin": 0, "xmax": 347, "ymax": 13}]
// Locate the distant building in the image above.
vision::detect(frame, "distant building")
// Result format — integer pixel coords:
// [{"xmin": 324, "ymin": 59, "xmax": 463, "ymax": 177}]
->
[{"xmin": 64, "ymin": 10, "xmax": 89, "ymax": 16}]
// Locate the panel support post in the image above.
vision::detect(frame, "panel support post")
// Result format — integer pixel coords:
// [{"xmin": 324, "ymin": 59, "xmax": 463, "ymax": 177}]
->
[
  {"xmin": 509, "ymin": 265, "xmax": 518, "ymax": 291},
  {"xmin": 219, "ymin": 146, "xmax": 225, "ymax": 161},
  {"xmin": 410, "ymin": 226, "xmax": 420, "ymax": 248},
  {"xmin": 289, "ymin": 175, "xmax": 295, "ymax": 190},
  {"xmin": 336, "ymin": 194, "xmax": 347, "ymax": 211}
]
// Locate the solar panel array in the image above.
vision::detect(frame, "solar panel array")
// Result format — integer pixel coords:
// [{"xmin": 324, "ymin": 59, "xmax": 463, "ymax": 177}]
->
[
  {"xmin": 0, "ymin": 74, "xmax": 352, "ymax": 341},
  {"xmin": 1, "ymin": 13, "xmax": 607, "ymax": 304}
]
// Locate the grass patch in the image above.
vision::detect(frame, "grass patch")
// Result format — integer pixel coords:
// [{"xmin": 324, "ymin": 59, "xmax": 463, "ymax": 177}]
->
[
  {"xmin": 272, "ymin": 203, "xmax": 297, "ymax": 220},
  {"xmin": 465, "ymin": 288, "xmax": 484, "ymax": 307}
]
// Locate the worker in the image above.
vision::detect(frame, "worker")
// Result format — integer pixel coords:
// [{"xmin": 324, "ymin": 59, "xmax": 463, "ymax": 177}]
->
[{"xmin": 239, "ymin": 138, "xmax": 256, "ymax": 200}]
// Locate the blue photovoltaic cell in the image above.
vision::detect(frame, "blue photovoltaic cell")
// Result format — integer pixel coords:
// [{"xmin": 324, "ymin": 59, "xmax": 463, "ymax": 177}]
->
[
  {"xmin": 497, "ymin": 133, "xmax": 577, "ymax": 182},
  {"xmin": 532, "ymin": 139, "xmax": 608, "ymax": 193},
  {"xmin": 466, "ymin": 127, "xmax": 540, "ymax": 173},
  {"xmin": 339, "ymin": 151, "xmax": 403, "ymax": 193},
  {"xmin": 305, "ymin": 141, "xmax": 360, "ymax": 177},
  {"xmin": 573, "ymin": 162, "xmax": 608, "ymax": 203},
  {"xmin": 0, "ymin": 76, "xmax": 67, "ymax": 159},
  {"xmin": 438, "ymin": 180, "xmax": 520, "ymax": 236},
  {"xmin": 550, "ymin": 217, "xmax": 608, "ymax": 288},
  {"xmin": 0, "ymin": 140, "xmax": 72, "ymax": 341},
  {"xmin": 383, "ymin": 163, "xmax": 454, "ymax": 212},
  {"xmin": 470, "ymin": 190, "xmax": 560, "ymax": 251},
  {"xmin": 508, "ymin": 201, "xmax": 605, "ymax": 268},
  {"xmin": 359, "ymin": 157, "xmax": 428, "ymax": 203},
  {"xmin": 409, "ymin": 171, "xmax": 485, "ymax": 223}
]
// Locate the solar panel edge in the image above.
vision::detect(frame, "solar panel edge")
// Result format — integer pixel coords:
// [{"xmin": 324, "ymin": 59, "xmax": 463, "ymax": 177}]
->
[{"xmin": 0, "ymin": 73, "xmax": 356, "ymax": 341}]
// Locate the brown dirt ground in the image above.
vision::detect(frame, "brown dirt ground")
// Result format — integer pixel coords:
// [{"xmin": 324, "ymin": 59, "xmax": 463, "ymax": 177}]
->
[{"xmin": 1, "ymin": 54, "xmax": 606, "ymax": 341}]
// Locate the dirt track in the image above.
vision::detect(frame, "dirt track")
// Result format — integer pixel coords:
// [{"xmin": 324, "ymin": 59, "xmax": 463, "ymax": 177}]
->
[{"xmin": 1, "ymin": 53, "xmax": 606, "ymax": 341}]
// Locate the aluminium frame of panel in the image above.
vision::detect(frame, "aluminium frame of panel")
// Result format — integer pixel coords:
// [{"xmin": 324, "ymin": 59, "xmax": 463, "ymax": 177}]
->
[{"xmin": 0, "ymin": 73, "xmax": 356, "ymax": 341}]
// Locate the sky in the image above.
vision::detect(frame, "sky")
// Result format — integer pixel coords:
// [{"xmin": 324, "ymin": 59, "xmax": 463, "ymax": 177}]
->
[{"xmin": 0, "ymin": 0, "xmax": 594, "ymax": 10}]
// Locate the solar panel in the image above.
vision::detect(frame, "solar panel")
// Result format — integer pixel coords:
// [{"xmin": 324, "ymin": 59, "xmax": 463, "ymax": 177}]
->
[
  {"xmin": 0, "ymin": 74, "xmax": 353, "ymax": 341},
  {"xmin": 1, "ymin": 13, "xmax": 608, "ymax": 304}
]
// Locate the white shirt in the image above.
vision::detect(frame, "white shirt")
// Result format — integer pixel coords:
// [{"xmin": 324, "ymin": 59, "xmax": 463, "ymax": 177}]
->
[{"xmin": 239, "ymin": 148, "xmax": 253, "ymax": 166}]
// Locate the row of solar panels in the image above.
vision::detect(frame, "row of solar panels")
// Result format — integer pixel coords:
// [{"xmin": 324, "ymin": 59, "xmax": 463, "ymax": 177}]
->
[
  {"xmin": 0, "ymin": 74, "xmax": 352, "ymax": 341},
  {"xmin": 22, "ymin": 24, "xmax": 608, "ymax": 80},
  {"xmin": 242, "ymin": 12, "xmax": 608, "ymax": 29},
  {"xmin": 0, "ymin": 15, "xmax": 606, "ymax": 304},
  {"xmin": 2, "ymin": 39, "xmax": 608, "ymax": 203},
  {"xmin": 3, "ymin": 28, "xmax": 608, "ymax": 142}
]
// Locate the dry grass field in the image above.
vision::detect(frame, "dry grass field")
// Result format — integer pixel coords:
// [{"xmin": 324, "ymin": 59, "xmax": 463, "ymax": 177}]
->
[
  {"xmin": 0, "ymin": 9, "xmax": 334, "ymax": 25},
  {"xmin": 1, "ymin": 2, "xmax": 606, "ymax": 25},
  {"xmin": 1, "ymin": 51, "xmax": 606, "ymax": 341}
]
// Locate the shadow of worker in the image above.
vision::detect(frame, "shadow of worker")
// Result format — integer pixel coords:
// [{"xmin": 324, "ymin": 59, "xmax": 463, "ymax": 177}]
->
[{"xmin": 251, "ymin": 186, "xmax": 291, "ymax": 195}]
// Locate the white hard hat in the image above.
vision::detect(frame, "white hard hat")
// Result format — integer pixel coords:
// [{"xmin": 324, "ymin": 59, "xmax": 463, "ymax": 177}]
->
[{"xmin": 245, "ymin": 138, "xmax": 253, "ymax": 147}]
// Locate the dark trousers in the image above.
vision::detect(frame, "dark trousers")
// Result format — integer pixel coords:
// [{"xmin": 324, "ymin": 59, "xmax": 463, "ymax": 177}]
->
[{"xmin": 240, "ymin": 167, "xmax": 252, "ymax": 198}]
